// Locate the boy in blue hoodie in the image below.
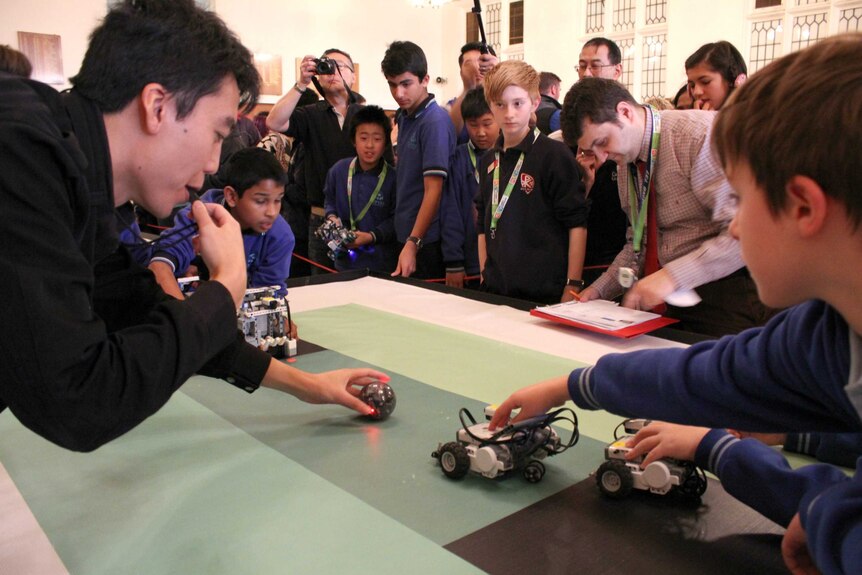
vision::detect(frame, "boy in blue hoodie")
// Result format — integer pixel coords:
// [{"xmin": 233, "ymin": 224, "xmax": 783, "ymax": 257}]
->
[
  {"xmin": 489, "ymin": 36, "xmax": 862, "ymax": 575},
  {"xmin": 323, "ymin": 105, "xmax": 397, "ymax": 273},
  {"xmin": 149, "ymin": 147, "xmax": 295, "ymax": 298},
  {"xmin": 441, "ymin": 86, "xmax": 497, "ymax": 288}
]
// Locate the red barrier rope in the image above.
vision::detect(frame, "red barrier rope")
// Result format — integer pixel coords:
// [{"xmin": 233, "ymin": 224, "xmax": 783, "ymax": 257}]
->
[{"xmin": 293, "ymin": 255, "xmax": 608, "ymax": 285}]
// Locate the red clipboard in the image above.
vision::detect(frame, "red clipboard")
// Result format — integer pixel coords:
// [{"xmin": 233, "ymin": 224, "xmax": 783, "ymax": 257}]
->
[{"xmin": 530, "ymin": 308, "xmax": 678, "ymax": 339}]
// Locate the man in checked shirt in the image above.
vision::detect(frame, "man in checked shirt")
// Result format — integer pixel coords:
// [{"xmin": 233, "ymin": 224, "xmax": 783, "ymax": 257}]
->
[{"xmin": 561, "ymin": 78, "xmax": 775, "ymax": 337}]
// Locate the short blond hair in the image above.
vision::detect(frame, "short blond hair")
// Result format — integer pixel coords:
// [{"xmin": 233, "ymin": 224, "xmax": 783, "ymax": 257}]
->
[{"xmin": 483, "ymin": 60, "xmax": 540, "ymax": 104}]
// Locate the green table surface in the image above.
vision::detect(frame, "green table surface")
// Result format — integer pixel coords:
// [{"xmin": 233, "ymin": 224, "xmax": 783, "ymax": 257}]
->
[{"xmin": 0, "ymin": 303, "xmax": 614, "ymax": 574}]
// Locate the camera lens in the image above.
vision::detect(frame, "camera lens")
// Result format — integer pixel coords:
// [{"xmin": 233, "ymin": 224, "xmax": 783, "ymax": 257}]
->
[{"xmin": 315, "ymin": 57, "xmax": 335, "ymax": 75}]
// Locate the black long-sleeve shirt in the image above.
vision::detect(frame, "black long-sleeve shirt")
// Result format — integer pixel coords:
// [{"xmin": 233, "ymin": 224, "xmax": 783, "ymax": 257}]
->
[
  {"xmin": 476, "ymin": 131, "xmax": 588, "ymax": 303},
  {"xmin": 0, "ymin": 74, "xmax": 269, "ymax": 452}
]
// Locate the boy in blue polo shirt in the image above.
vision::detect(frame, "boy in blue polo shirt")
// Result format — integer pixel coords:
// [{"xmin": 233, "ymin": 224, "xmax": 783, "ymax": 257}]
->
[
  {"xmin": 381, "ymin": 40, "xmax": 456, "ymax": 279},
  {"xmin": 149, "ymin": 147, "xmax": 295, "ymax": 298},
  {"xmin": 489, "ymin": 36, "xmax": 862, "ymax": 575},
  {"xmin": 323, "ymin": 105, "xmax": 397, "ymax": 273},
  {"xmin": 441, "ymin": 86, "xmax": 498, "ymax": 288}
]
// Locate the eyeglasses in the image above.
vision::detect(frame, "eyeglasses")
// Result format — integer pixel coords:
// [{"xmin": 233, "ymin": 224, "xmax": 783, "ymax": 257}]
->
[
  {"xmin": 576, "ymin": 63, "xmax": 616, "ymax": 74},
  {"xmin": 335, "ymin": 63, "xmax": 354, "ymax": 73}
]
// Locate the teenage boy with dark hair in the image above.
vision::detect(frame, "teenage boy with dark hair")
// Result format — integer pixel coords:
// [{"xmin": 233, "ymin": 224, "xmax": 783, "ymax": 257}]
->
[
  {"xmin": 323, "ymin": 105, "xmax": 397, "ymax": 274},
  {"xmin": 490, "ymin": 35, "xmax": 862, "ymax": 575},
  {"xmin": 561, "ymin": 77, "xmax": 772, "ymax": 336},
  {"xmin": 441, "ymin": 86, "xmax": 497, "ymax": 288},
  {"xmin": 477, "ymin": 60, "xmax": 588, "ymax": 304},
  {"xmin": 267, "ymin": 48, "xmax": 363, "ymax": 275},
  {"xmin": 381, "ymin": 40, "xmax": 456, "ymax": 279},
  {"xmin": 448, "ymin": 41, "xmax": 499, "ymax": 143},
  {"xmin": 0, "ymin": 0, "xmax": 386, "ymax": 452},
  {"xmin": 149, "ymin": 147, "xmax": 295, "ymax": 297}
]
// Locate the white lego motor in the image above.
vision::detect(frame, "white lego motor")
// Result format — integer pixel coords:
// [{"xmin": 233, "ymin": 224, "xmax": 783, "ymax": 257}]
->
[
  {"xmin": 595, "ymin": 419, "xmax": 707, "ymax": 500},
  {"xmin": 432, "ymin": 406, "xmax": 578, "ymax": 484}
]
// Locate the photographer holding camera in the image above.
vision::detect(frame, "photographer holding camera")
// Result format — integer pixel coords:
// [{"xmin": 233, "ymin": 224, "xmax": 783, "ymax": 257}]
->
[{"xmin": 267, "ymin": 49, "xmax": 364, "ymax": 275}]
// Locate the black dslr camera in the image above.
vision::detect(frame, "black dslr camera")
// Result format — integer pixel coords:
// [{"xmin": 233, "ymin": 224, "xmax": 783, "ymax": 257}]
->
[{"xmin": 314, "ymin": 57, "xmax": 337, "ymax": 75}]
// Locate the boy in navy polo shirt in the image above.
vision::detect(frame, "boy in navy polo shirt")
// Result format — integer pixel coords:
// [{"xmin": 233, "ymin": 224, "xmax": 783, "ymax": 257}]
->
[
  {"xmin": 323, "ymin": 105, "xmax": 397, "ymax": 273},
  {"xmin": 381, "ymin": 40, "xmax": 456, "ymax": 279},
  {"xmin": 442, "ymin": 86, "xmax": 498, "ymax": 288},
  {"xmin": 476, "ymin": 60, "xmax": 588, "ymax": 304},
  {"xmin": 149, "ymin": 147, "xmax": 295, "ymax": 298}
]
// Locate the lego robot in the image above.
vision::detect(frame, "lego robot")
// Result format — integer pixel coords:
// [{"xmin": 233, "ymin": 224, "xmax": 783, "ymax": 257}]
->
[
  {"xmin": 314, "ymin": 219, "xmax": 357, "ymax": 261},
  {"xmin": 595, "ymin": 419, "xmax": 707, "ymax": 500},
  {"xmin": 237, "ymin": 286, "xmax": 296, "ymax": 359},
  {"xmin": 432, "ymin": 406, "xmax": 579, "ymax": 483}
]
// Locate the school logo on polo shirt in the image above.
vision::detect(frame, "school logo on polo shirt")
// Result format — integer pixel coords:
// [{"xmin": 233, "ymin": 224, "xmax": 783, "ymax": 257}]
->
[{"xmin": 520, "ymin": 173, "xmax": 535, "ymax": 195}]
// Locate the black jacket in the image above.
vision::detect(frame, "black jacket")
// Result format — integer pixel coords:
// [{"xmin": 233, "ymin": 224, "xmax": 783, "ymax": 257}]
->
[{"xmin": 0, "ymin": 74, "xmax": 269, "ymax": 451}]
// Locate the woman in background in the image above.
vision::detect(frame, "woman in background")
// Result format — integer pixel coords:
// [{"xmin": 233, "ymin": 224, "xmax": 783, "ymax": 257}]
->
[{"xmin": 685, "ymin": 41, "xmax": 747, "ymax": 111}]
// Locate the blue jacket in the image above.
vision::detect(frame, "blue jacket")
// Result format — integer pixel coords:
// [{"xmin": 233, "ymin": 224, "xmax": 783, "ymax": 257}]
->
[
  {"xmin": 323, "ymin": 157, "xmax": 396, "ymax": 273},
  {"xmin": 150, "ymin": 189, "xmax": 294, "ymax": 295},
  {"xmin": 569, "ymin": 300, "xmax": 862, "ymax": 575},
  {"xmin": 440, "ymin": 142, "xmax": 482, "ymax": 274}
]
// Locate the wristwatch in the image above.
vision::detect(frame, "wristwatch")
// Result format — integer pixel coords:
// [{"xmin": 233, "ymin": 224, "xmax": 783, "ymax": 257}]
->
[
  {"xmin": 566, "ymin": 278, "xmax": 586, "ymax": 290},
  {"xmin": 406, "ymin": 236, "xmax": 423, "ymax": 249}
]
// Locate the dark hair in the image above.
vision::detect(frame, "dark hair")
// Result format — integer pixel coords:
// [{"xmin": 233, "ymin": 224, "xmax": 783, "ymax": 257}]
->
[
  {"xmin": 72, "ymin": 0, "xmax": 260, "ymax": 119},
  {"xmin": 349, "ymin": 105, "xmax": 392, "ymax": 144},
  {"xmin": 0, "ymin": 45, "xmax": 32, "ymax": 77},
  {"xmin": 672, "ymin": 83, "xmax": 692, "ymax": 109},
  {"xmin": 582, "ymin": 37, "xmax": 622, "ymax": 65},
  {"xmin": 713, "ymin": 34, "xmax": 862, "ymax": 229},
  {"xmin": 253, "ymin": 111, "xmax": 269, "ymax": 137},
  {"xmin": 381, "ymin": 40, "xmax": 427, "ymax": 79},
  {"xmin": 539, "ymin": 71, "xmax": 562, "ymax": 94},
  {"xmin": 458, "ymin": 41, "xmax": 497, "ymax": 67},
  {"xmin": 560, "ymin": 77, "xmax": 637, "ymax": 146},
  {"xmin": 685, "ymin": 41, "xmax": 747, "ymax": 88},
  {"xmin": 223, "ymin": 147, "xmax": 287, "ymax": 196},
  {"xmin": 322, "ymin": 48, "xmax": 354, "ymax": 70},
  {"xmin": 461, "ymin": 86, "xmax": 491, "ymax": 121}
]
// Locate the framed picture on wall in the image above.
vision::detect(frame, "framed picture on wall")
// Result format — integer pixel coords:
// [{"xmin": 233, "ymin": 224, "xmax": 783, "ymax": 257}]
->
[
  {"xmin": 17, "ymin": 32, "xmax": 64, "ymax": 85},
  {"xmin": 254, "ymin": 53, "xmax": 283, "ymax": 97},
  {"xmin": 107, "ymin": 0, "xmax": 213, "ymax": 10}
]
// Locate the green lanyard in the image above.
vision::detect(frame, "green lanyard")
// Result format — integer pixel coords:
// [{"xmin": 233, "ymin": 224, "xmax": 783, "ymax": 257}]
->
[
  {"xmin": 626, "ymin": 106, "xmax": 661, "ymax": 255},
  {"xmin": 346, "ymin": 158, "xmax": 388, "ymax": 231},
  {"xmin": 467, "ymin": 141, "xmax": 479, "ymax": 184},
  {"xmin": 490, "ymin": 128, "xmax": 539, "ymax": 239}
]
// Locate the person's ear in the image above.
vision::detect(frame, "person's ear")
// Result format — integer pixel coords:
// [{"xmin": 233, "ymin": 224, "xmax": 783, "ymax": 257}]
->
[
  {"xmin": 223, "ymin": 186, "xmax": 239, "ymax": 208},
  {"xmin": 786, "ymin": 175, "xmax": 828, "ymax": 238},
  {"xmin": 733, "ymin": 73, "xmax": 747, "ymax": 88},
  {"xmin": 617, "ymin": 101, "xmax": 636, "ymax": 123},
  {"xmin": 140, "ymin": 83, "xmax": 171, "ymax": 135}
]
